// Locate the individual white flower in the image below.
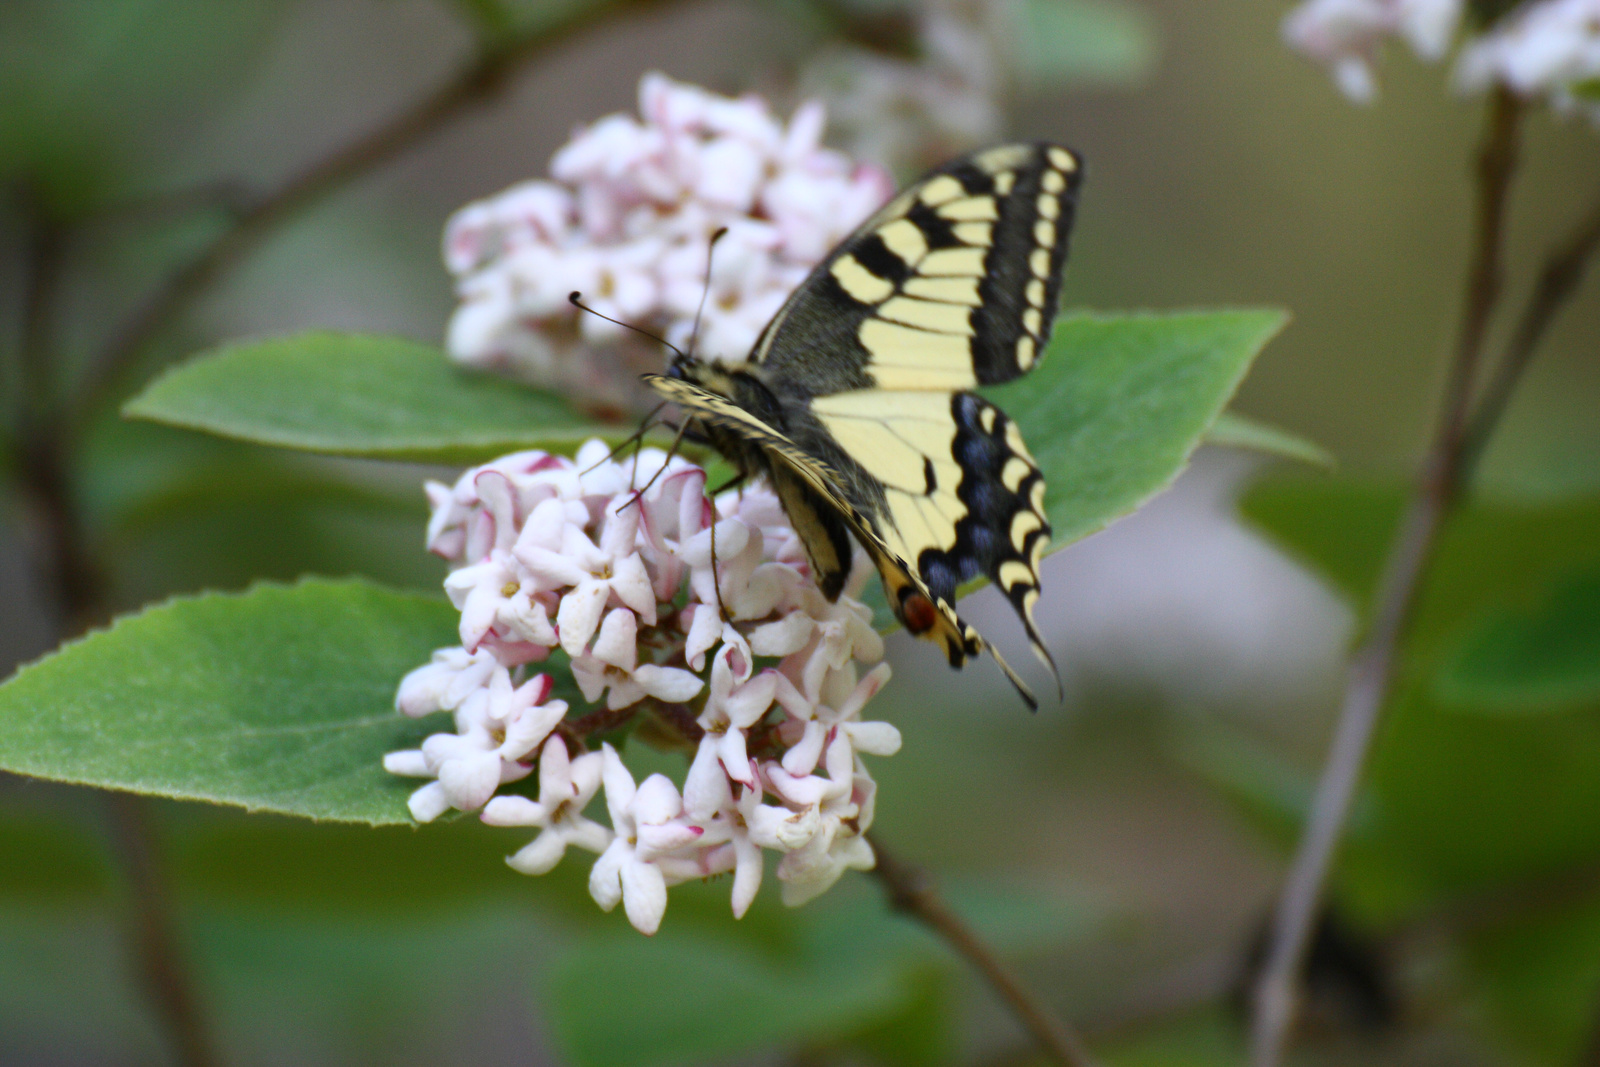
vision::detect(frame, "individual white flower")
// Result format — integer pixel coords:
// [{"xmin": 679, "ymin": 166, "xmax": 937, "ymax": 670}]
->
[
  {"xmin": 386, "ymin": 669, "xmax": 565, "ymax": 821},
  {"xmin": 569, "ymin": 607, "xmax": 705, "ymax": 710},
  {"xmin": 772, "ymin": 736, "xmax": 880, "ymax": 906},
  {"xmin": 515, "ymin": 496, "xmax": 657, "ymax": 656},
  {"xmin": 782, "ymin": 586, "xmax": 886, "ymax": 704},
  {"xmin": 588, "ymin": 745, "xmax": 704, "ymax": 934},
  {"xmin": 1283, "ymin": 0, "xmax": 1464, "ymax": 101},
  {"xmin": 443, "ymin": 549, "xmax": 524, "ymax": 652},
  {"xmin": 776, "ymin": 662, "xmax": 900, "ymax": 778},
  {"xmin": 687, "ymin": 629, "xmax": 780, "ymax": 792},
  {"xmin": 482, "ymin": 736, "xmax": 612, "ymax": 874},
  {"xmin": 1456, "ymin": 0, "xmax": 1600, "ymax": 121},
  {"xmin": 394, "ymin": 646, "xmax": 498, "ymax": 717},
  {"xmin": 425, "ymin": 451, "xmax": 580, "ymax": 565}
]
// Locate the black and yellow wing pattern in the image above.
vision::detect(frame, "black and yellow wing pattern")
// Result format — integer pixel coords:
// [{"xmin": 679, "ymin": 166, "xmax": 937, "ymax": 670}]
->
[{"xmin": 643, "ymin": 142, "xmax": 1082, "ymax": 708}]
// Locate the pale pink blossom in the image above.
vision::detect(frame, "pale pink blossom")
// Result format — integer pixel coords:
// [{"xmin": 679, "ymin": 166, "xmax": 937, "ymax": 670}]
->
[
  {"xmin": 1283, "ymin": 0, "xmax": 1463, "ymax": 101},
  {"xmin": 588, "ymin": 745, "xmax": 704, "ymax": 934},
  {"xmin": 388, "ymin": 441, "xmax": 900, "ymax": 930},
  {"xmin": 442, "ymin": 72, "xmax": 893, "ymax": 385},
  {"xmin": 1456, "ymin": 0, "xmax": 1600, "ymax": 122},
  {"xmin": 385, "ymin": 670, "xmax": 565, "ymax": 821},
  {"xmin": 483, "ymin": 736, "xmax": 611, "ymax": 874}
]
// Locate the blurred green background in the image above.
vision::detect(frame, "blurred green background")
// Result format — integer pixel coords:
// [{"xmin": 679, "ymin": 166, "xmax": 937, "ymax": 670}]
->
[{"xmin": 2, "ymin": 0, "xmax": 1597, "ymax": 1064}]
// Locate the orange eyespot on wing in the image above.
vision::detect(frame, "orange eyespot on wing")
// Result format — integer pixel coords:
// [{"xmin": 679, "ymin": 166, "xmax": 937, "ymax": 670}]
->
[{"xmin": 901, "ymin": 592, "xmax": 940, "ymax": 635}]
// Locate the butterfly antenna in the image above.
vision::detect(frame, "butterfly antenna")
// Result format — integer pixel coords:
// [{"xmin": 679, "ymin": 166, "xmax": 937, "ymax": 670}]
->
[
  {"xmin": 568, "ymin": 292, "xmax": 688, "ymax": 361},
  {"xmin": 583, "ymin": 402, "xmax": 669, "ymax": 476},
  {"xmin": 619, "ymin": 418, "xmax": 688, "ymax": 512},
  {"xmin": 685, "ymin": 226, "xmax": 728, "ymax": 360}
]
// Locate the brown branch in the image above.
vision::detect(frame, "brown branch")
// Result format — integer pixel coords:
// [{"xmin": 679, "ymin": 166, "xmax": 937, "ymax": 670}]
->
[
  {"xmin": 80, "ymin": 0, "xmax": 676, "ymax": 419},
  {"xmin": 1459, "ymin": 183, "xmax": 1600, "ymax": 485},
  {"xmin": 867, "ymin": 833, "xmax": 1102, "ymax": 1067},
  {"xmin": 104, "ymin": 792, "xmax": 219, "ymax": 1067},
  {"xmin": 12, "ymin": 187, "xmax": 215, "ymax": 1064},
  {"xmin": 11, "ymin": 187, "xmax": 102, "ymax": 630},
  {"xmin": 1248, "ymin": 86, "xmax": 1525, "ymax": 1067}
]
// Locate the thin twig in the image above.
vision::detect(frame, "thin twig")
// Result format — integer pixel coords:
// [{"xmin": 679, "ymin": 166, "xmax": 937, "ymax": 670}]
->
[
  {"xmin": 1248, "ymin": 86, "xmax": 1524, "ymax": 1067},
  {"xmin": 867, "ymin": 833, "xmax": 1102, "ymax": 1067},
  {"xmin": 11, "ymin": 187, "xmax": 101, "ymax": 629},
  {"xmin": 1459, "ymin": 183, "xmax": 1600, "ymax": 484},
  {"xmin": 80, "ymin": 0, "xmax": 674, "ymax": 419},
  {"xmin": 104, "ymin": 792, "xmax": 219, "ymax": 1067}
]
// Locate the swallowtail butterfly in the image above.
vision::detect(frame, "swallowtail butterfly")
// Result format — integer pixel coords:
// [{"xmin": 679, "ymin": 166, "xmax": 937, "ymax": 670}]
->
[{"xmin": 644, "ymin": 143, "xmax": 1082, "ymax": 708}]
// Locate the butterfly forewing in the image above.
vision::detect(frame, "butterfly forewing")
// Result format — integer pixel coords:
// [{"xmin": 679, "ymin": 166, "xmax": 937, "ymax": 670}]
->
[{"xmin": 752, "ymin": 143, "xmax": 1082, "ymax": 391}]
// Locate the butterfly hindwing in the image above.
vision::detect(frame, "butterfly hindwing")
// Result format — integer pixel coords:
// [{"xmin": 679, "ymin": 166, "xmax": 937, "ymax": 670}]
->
[
  {"xmin": 799, "ymin": 388, "xmax": 1057, "ymax": 685},
  {"xmin": 642, "ymin": 373, "xmax": 1042, "ymax": 701}
]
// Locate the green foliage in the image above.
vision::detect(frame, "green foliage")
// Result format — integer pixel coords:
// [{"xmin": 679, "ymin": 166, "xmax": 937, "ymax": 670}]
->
[
  {"xmin": 0, "ymin": 794, "xmax": 1103, "ymax": 1067},
  {"xmin": 1204, "ymin": 411, "xmax": 1335, "ymax": 468},
  {"xmin": 1466, "ymin": 895, "xmax": 1600, "ymax": 1063},
  {"xmin": 1238, "ymin": 476, "xmax": 1600, "ymax": 1056},
  {"xmin": 123, "ymin": 333, "xmax": 613, "ymax": 463},
  {"xmin": 6, "ymin": 310, "xmax": 1287, "ymax": 821},
  {"xmin": 0, "ymin": 579, "xmax": 455, "ymax": 824},
  {"xmin": 993, "ymin": 309, "xmax": 1287, "ymax": 547},
  {"xmin": 547, "ymin": 879, "xmax": 1101, "ymax": 1067},
  {"xmin": 1014, "ymin": 0, "xmax": 1159, "ymax": 89},
  {"xmin": 0, "ymin": 0, "xmax": 284, "ymax": 214},
  {"xmin": 1436, "ymin": 569, "xmax": 1600, "ymax": 714}
]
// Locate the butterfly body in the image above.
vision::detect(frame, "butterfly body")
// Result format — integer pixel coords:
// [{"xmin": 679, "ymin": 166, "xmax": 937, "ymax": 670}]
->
[{"xmin": 644, "ymin": 142, "xmax": 1083, "ymax": 708}]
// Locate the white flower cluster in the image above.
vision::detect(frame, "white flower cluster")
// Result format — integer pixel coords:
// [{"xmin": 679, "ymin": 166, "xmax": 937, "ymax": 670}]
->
[
  {"xmin": 442, "ymin": 72, "xmax": 894, "ymax": 391},
  {"xmin": 1456, "ymin": 0, "xmax": 1600, "ymax": 122},
  {"xmin": 1282, "ymin": 0, "xmax": 1462, "ymax": 102},
  {"xmin": 1285, "ymin": 0, "xmax": 1600, "ymax": 121},
  {"xmin": 800, "ymin": 0, "xmax": 1005, "ymax": 172},
  {"xmin": 383, "ymin": 441, "xmax": 900, "ymax": 934}
]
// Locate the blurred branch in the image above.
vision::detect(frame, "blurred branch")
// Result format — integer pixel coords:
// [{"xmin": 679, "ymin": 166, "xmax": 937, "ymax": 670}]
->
[
  {"xmin": 12, "ymin": 187, "xmax": 214, "ymax": 1067},
  {"xmin": 104, "ymin": 792, "xmax": 219, "ymax": 1067},
  {"xmin": 1248, "ymin": 85, "xmax": 1525, "ymax": 1067},
  {"xmin": 1459, "ymin": 183, "xmax": 1600, "ymax": 484},
  {"xmin": 11, "ymin": 186, "xmax": 102, "ymax": 628},
  {"xmin": 867, "ymin": 833, "xmax": 1103, "ymax": 1067},
  {"xmin": 82, "ymin": 0, "xmax": 678, "ymax": 420}
]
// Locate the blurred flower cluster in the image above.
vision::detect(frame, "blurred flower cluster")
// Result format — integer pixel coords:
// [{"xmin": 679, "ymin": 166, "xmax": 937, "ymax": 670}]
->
[
  {"xmin": 1284, "ymin": 0, "xmax": 1600, "ymax": 121},
  {"xmin": 800, "ymin": 0, "xmax": 1007, "ymax": 171},
  {"xmin": 442, "ymin": 72, "xmax": 893, "ymax": 405},
  {"xmin": 383, "ymin": 442, "xmax": 899, "ymax": 933}
]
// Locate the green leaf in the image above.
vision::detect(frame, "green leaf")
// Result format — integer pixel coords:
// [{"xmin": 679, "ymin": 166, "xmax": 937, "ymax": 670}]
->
[
  {"xmin": 1435, "ymin": 569, "xmax": 1600, "ymax": 714},
  {"xmin": 1204, "ymin": 412, "xmax": 1334, "ymax": 468},
  {"xmin": 0, "ymin": 579, "xmax": 456, "ymax": 824},
  {"xmin": 546, "ymin": 925, "xmax": 922, "ymax": 1067},
  {"xmin": 1238, "ymin": 477, "xmax": 1403, "ymax": 610},
  {"xmin": 1467, "ymin": 893, "xmax": 1600, "ymax": 1063},
  {"xmin": 0, "ymin": 0, "xmax": 284, "ymax": 214},
  {"xmin": 1014, "ymin": 0, "xmax": 1159, "ymax": 88},
  {"xmin": 1241, "ymin": 478, "xmax": 1600, "ymax": 653},
  {"xmin": 1239, "ymin": 479, "xmax": 1600, "ymax": 909},
  {"xmin": 123, "ymin": 332, "xmax": 613, "ymax": 463},
  {"xmin": 546, "ymin": 876, "xmax": 1099, "ymax": 1067},
  {"xmin": 992, "ymin": 309, "xmax": 1287, "ymax": 547}
]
